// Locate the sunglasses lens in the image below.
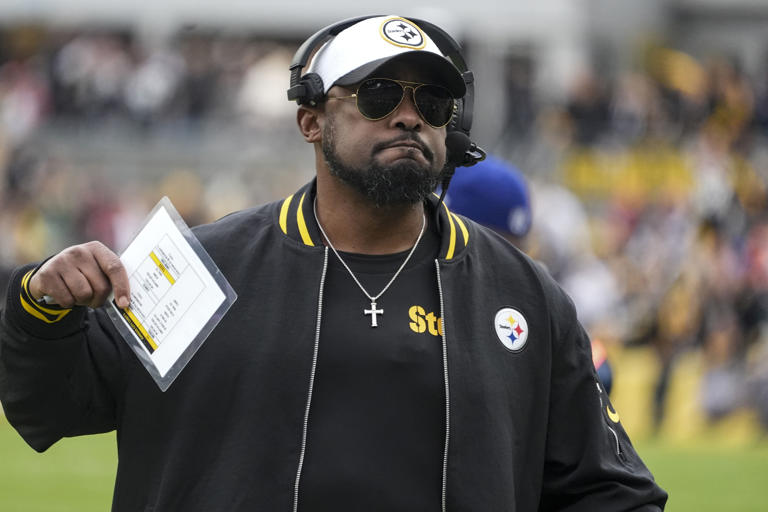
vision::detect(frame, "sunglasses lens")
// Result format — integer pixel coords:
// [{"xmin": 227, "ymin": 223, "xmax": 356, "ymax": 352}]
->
[
  {"xmin": 356, "ymin": 79, "xmax": 404, "ymax": 119},
  {"xmin": 354, "ymin": 78, "xmax": 455, "ymax": 127},
  {"xmin": 415, "ymin": 85, "xmax": 455, "ymax": 127}
]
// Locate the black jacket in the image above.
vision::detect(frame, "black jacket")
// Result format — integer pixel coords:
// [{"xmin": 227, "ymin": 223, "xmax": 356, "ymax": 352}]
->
[{"xmin": 0, "ymin": 181, "xmax": 667, "ymax": 511}]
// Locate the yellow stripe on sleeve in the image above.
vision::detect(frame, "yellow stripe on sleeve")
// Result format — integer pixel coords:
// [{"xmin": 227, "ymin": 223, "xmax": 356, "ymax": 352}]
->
[
  {"xmin": 20, "ymin": 298, "xmax": 71, "ymax": 323},
  {"xmin": 20, "ymin": 269, "xmax": 32, "ymax": 291},
  {"xmin": 19, "ymin": 270, "xmax": 72, "ymax": 323}
]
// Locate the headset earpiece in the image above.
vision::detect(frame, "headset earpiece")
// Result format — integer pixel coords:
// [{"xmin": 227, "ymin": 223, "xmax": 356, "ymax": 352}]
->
[
  {"xmin": 451, "ymin": 95, "xmax": 470, "ymax": 137},
  {"xmin": 453, "ymin": 71, "xmax": 474, "ymax": 137},
  {"xmin": 288, "ymin": 72, "xmax": 325, "ymax": 106}
]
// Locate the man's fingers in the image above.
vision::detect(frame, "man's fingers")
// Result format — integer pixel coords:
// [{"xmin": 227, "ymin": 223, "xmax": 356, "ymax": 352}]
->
[
  {"xmin": 75, "ymin": 266, "xmax": 113, "ymax": 308},
  {"xmin": 37, "ymin": 273, "xmax": 76, "ymax": 309},
  {"xmin": 64, "ymin": 270, "xmax": 96, "ymax": 307},
  {"xmin": 88, "ymin": 242, "xmax": 130, "ymax": 308},
  {"xmin": 28, "ymin": 241, "xmax": 130, "ymax": 309}
]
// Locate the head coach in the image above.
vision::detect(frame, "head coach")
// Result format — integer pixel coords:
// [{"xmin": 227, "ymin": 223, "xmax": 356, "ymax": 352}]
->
[{"xmin": 0, "ymin": 14, "xmax": 667, "ymax": 511}]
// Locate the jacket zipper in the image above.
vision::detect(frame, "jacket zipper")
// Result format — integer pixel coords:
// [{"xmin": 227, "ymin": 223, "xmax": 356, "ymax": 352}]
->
[
  {"xmin": 293, "ymin": 247, "xmax": 329, "ymax": 512},
  {"xmin": 435, "ymin": 260, "xmax": 450, "ymax": 512},
  {"xmin": 597, "ymin": 382, "xmax": 623, "ymax": 458}
]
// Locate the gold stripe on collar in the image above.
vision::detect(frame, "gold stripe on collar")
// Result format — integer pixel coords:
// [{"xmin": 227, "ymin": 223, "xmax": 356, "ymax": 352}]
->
[
  {"xmin": 279, "ymin": 194, "xmax": 293, "ymax": 234},
  {"xmin": 442, "ymin": 202, "xmax": 457, "ymax": 260},
  {"xmin": 451, "ymin": 212, "xmax": 469, "ymax": 246},
  {"xmin": 296, "ymin": 192, "xmax": 314, "ymax": 246}
]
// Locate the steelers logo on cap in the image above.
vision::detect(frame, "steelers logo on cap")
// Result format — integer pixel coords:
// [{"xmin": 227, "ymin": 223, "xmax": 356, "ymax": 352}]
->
[
  {"xmin": 380, "ymin": 18, "xmax": 427, "ymax": 49},
  {"xmin": 494, "ymin": 307, "xmax": 529, "ymax": 352}
]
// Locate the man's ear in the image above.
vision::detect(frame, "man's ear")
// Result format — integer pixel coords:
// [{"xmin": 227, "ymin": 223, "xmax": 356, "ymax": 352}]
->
[{"xmin": 297, "ymin": 106, "xmax": 322, "ymax": 143}]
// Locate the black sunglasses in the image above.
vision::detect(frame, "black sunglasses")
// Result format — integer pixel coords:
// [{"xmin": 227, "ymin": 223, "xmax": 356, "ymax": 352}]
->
[{"xmin": 327, "ymin": 78, "xmax": 456, "ymax": 128}]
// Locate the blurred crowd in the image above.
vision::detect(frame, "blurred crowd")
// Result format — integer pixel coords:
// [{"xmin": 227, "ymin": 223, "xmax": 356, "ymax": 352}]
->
[
  {"xmin": 1, "ymin": 24, "xmax": 767, "ymax": 435},
  {"xmin": 510, "ymin": 45, "xmax": 768, "ymax": 435},
  {"xmin": 0, "ymin": 24, "xmax": 302, "ymax": 283},
  {"xmin": 0, "ymin": 25, "xmax": 297, "ymax": 134}
]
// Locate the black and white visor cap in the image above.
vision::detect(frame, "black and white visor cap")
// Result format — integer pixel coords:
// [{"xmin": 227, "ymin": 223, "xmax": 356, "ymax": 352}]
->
[{"xmin": 305, "ymin": 15, "xmax": 466, "ymax": 98}]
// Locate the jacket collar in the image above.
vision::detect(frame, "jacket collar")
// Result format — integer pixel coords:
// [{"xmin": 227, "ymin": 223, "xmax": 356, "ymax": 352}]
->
[{"xmin": 276, "ymin": 179, "xmax": 470, "ymax": 261}]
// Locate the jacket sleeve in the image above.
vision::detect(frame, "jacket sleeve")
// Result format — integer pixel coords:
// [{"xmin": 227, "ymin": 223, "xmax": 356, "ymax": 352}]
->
[
  {"xmin": 0, "ymin": 264, "xmax": 124, "ymax": 452},
  {"xmin": 538, "ymin": 274, "xmax": 668, "ymax": 511}
]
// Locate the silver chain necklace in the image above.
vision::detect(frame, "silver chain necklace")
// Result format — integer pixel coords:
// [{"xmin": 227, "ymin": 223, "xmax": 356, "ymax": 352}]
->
[{"xmin": 313, "ymin": 198, "xmax": 427, "ymax": 327}]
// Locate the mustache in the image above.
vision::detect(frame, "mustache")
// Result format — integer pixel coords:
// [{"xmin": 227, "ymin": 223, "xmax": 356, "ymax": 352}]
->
[{"xmin": 371, "ymin": 134, "xmax": 434, "ymax": 162}]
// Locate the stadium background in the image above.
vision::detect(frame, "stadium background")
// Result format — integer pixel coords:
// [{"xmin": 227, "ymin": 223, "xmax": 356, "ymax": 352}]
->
[{"xmin": 1, "ymin": 0, "xmax": 767, "ymax": 510}]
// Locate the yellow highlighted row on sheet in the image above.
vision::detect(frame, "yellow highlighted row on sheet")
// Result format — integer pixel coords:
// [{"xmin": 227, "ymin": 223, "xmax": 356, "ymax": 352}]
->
[
  {"xmin": 150, "ymin": 251, "xmax": 176, "ymax": 285},
  {"xmin": 118, "ymin": 304, "xmax": 158, "ymax": 352}
]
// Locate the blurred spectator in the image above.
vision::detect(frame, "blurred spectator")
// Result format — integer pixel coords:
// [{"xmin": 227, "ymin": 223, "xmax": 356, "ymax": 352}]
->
[
  {"xmin": 703, "ymin": 55, "xmax": 754, "ymax": 153},
  {"xmin": 124, "ymin": 46, "xmax": 185, "ymax": 127},
  {"xmin": 0, "ymin": 57, "xmax": 48, "ymax": 146},
  {"xmin": 565, "ymin": 70, "xmax": 611, "ymax": 146},
  {"xmin": 444, "ymin": 154, "xmax": 532, "ymax": 248},
  {"xmin": 176, "ymin": 35, "xmax": 216, "ymax": 122},
  {"xmin": 51, "ymin": 32, "xmax": 133, "ymax": 120},
  {"xmin": 0, "ymin": 262, "xmax": 10, "ymax": 298},
  {"xmin": 236, "ymin": 44, "xmax": 296, "ymax": 126},
  {"xmin": 498, "ymin": 53, "xmax": 536, "ymax": 152},
  {"xmin": 756, "ymin": 50, "xmax": 768, "ymax": 135},
  {"xmin": 592, "ymin": 337, "xmax": 613, "ymax": 396},
  {"xmin": 750, "ymin": 338, "xmax": 768, "ymax": 432}
]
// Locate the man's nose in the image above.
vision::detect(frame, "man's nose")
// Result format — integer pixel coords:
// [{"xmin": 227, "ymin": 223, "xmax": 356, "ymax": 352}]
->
[{"xmin": 390, "ymin": 87, "xmax": 423, "ymax": 130}]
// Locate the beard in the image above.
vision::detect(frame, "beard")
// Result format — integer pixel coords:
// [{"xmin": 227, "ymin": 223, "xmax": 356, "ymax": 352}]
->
[{"xmin": 322, "ymin": 118, "xmax": 447, "ymax": 208}]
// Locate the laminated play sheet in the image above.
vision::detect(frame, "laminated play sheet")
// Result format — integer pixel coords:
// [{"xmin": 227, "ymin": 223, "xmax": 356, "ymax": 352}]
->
[{"xmin": 107, "ymin": 197, "xmax": 237, "ymax": 391}]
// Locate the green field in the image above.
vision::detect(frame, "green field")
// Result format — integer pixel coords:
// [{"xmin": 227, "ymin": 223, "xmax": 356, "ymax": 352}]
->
[
  {"xmin": 0, "ymin": 415, "xmax": 116, "ymax": 512},
  {"xmin": 637, "ymin": 439, "xmax": 768, "ymax": 511}
]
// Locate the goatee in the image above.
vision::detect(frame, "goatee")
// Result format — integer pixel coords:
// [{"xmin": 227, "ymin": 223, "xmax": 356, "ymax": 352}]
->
[{"xmin": 322, "ymin": 119, "xmax": 447, "ymax": 208}]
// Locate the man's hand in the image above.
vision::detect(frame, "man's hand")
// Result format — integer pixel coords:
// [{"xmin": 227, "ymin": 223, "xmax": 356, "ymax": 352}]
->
[{"xmin": 28, "ymin": 241, "xmax": 131, "ymax": 309}]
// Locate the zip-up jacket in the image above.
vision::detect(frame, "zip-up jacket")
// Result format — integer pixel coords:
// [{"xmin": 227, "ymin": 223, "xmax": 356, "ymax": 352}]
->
[{"xmin": 0, "ymin": 180, "xmax": 667, "ymax": 511}]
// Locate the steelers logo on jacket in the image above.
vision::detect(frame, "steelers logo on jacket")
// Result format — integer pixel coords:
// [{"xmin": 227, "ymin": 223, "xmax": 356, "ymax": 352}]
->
[{"xmin": 494, "ymin": 307, "xmax": 529, "ymax": 352}]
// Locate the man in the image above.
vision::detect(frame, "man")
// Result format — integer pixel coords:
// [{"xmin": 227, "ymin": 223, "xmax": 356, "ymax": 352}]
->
[{"xmin": 0, "ymin": 15, "xmax": 666, "ymax": 511}]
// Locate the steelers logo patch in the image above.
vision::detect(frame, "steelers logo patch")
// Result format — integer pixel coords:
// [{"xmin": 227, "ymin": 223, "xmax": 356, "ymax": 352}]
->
[
  {"xmin": 494, "ymin": 307, "xmax": 529, "ymax": 352},
  {"xmin": 380, "ymin": 18, "xmax": 427, "ymax": 49}
]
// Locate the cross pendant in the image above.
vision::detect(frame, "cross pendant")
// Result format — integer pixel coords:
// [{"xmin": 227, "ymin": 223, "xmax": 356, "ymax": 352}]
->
[{"xmin": 364, "ymin": 301, "xmax": 383, "ymax": 327}]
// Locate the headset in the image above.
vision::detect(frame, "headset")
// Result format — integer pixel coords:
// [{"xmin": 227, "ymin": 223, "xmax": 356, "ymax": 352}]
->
[{"xmin": 287, "ymin": 15, "xmax": 485, "ymax": 168}]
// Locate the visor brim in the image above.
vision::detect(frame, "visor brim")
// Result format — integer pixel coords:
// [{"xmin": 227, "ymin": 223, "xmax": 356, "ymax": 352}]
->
[{"xmin": 334, "ymin": 52, "xmax": 466, "ymax": 98}]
